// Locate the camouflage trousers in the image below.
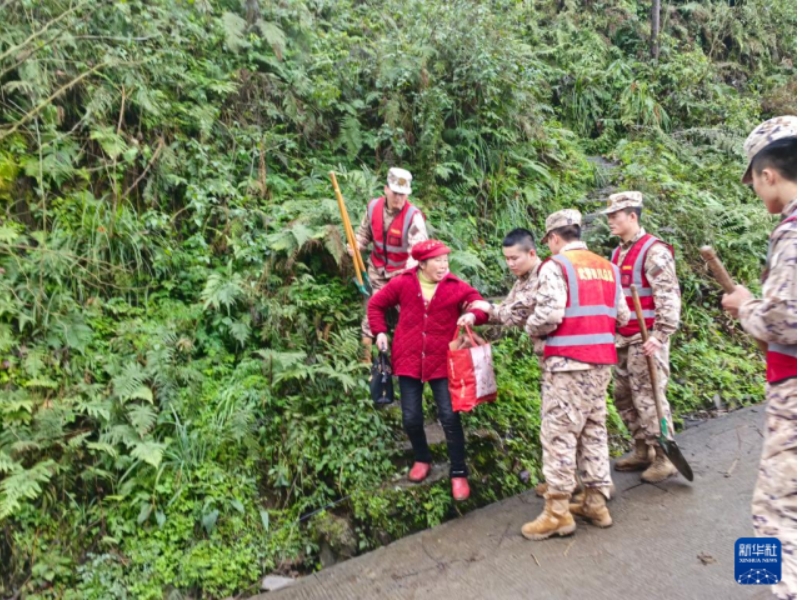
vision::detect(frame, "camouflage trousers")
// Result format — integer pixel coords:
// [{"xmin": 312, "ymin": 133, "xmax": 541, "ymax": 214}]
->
[
  {"xmin": 613, "ymin": 340, "xmax": 675, "ymax": 445},
  {"xmin": 753, "ymin": 378, "xmax": 797, "ymax": 600},
  {"xmin": 360, "ymin": 265, "xmax": 390, "ymax": 338},
  {"xmin": 541, "ymin": 366, "xmax": 613, "ymax": 499}
]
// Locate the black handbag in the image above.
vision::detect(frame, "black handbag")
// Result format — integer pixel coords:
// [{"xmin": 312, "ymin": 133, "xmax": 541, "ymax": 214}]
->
[{"xmin": 370, "ymin": 351, "xmax": 395, "ymax": 406}]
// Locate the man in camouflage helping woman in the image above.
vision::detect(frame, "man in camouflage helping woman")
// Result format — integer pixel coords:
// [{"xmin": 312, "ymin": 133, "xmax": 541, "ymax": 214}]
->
[{"xmin": 350, "ymin": 130, "xmax": 793, "ymax": 578}]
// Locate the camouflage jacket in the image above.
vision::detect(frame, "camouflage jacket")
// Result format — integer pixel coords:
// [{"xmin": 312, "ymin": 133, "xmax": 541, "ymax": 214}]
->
[
  {"xmin": 739, "ymin": 199, "xmax": 797, "ymax": 355},
  {"xmin": 489, "ymin": 257, "xmax": 542, "ymax": 328}
]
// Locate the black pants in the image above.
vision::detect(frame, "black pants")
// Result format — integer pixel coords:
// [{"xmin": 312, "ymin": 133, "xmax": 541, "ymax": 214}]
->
[{"xmin": 398, "ymin": 376, "xmax": 468, "ymax": 478}]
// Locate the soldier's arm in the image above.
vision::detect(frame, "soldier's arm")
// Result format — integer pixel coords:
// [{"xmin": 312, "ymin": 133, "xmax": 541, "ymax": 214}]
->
[
  {"xmin": 489, "ymin": 281, "xmax": 516, "ymax": 325},
  {"xmin": 738, "ymin": 234, "xmax": 797, "ymax": 346},
  {"xmin": 525, "ymin": 262, "xmax": 565, "ymax": 338},
  {"xmin": 645, "ymin": 243, "xmax": 681, "ymax": 344},
  {"xmin": 402, "ymin": 212, "xmax": 428, "ymax": 271},
  {"xmin": 354, "ymin": 211, "xmax": 373, "ymax": 250},
  {"xmin": 493, "ymin": 278, "xmax": 538, "ymax": 327}
]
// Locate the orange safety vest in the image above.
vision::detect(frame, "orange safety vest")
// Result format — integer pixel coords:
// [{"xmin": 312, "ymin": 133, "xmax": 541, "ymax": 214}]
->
[
  {"xmin": 543, "ymin": 249, "xmax": 621, "ymax": 365},
  {"xmin": 368, "ymin": 197, "xmax": 422, "ymax": 273},
  {"xmin": 611, "ymin": 233, "xmax": 674, "ymax": 337}
]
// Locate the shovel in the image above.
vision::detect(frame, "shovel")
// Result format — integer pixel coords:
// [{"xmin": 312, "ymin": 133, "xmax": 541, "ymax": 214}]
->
[
  {"xmin": 630, "ymin": 284, "xmax": 694, "ymax": 482},
  {"xmin": 329, "ymin": 171, "xmax": 371, "ymax": 297},
  {"xmin": 699, "ymin": 245, "xmax": 767, "ymax": 354}
]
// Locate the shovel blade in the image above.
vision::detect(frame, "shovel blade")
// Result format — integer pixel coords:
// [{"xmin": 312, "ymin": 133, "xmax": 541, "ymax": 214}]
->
[
  {"xmin": 353, "ymin": 277, "xmax": 371, "ymax": 297},
  {"xmin": 361, "ymin": 273, "xmax": 373, "ymax": 295},
  {"xmin": 659, "ymin": 438, "xmax": 694, "ymax": 482}
]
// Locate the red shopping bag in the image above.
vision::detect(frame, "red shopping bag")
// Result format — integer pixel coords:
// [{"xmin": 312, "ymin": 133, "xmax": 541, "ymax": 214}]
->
[{"xmin": 447, "ymin": 324, "xmax": 498, "ymax": 412}]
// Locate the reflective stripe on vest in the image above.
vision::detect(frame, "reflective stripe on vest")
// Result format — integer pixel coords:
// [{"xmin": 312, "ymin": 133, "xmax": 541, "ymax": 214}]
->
[
  {"xmin": 619, "ymin": 236, "xmax": 659, "ymax": 298},
  {"xmin": 765, "ymin": 209, "xmax": 797, "ymax": 383},
  {"xmin": 368, "ymin": 198, "xmax": 421, "ymax": 271},
  {"xmin": 612, "ymin": 233, "xmax": 672, "ymax": 336},
  {"xmin": 547, "ymin": 333, "xmax": 616, "ymax": 347},
  {"xmin": 544, "ymin": 250, "xmax": 620, "ymax": 365}
]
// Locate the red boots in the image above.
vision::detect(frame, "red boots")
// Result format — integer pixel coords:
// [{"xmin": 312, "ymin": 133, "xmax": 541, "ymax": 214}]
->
[
  {"xmin": 408, "ymin": 463, "xmax": 470, "ymax": 501},
  {"xmin": 451, "ymin": 477, "xmax": 470, "ymax": 502},
  {"xmin": 408, "ymin": 462, "xmax": 431, "ymax": 482}
]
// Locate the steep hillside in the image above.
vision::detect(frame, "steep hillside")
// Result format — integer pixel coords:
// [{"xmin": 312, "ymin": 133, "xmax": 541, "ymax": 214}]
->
[{"xmin": 0, "ymin": 0, "xmax": 795, "ymax": 597}]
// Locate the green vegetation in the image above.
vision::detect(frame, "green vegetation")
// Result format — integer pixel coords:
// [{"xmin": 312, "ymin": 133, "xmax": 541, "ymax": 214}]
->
[{"xmin": 0, "ymin": 0, "xmax": 795, "ymax": 597}]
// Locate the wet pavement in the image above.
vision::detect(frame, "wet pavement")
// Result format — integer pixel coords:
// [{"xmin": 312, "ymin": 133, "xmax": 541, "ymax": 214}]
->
[{"xmin": 256, "ymin": 405, "xmax": 772, "ymax": 600}]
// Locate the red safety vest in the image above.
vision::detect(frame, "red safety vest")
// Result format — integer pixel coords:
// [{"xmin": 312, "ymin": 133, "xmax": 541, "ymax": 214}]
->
[
  {"xmin": 611, "ymin": 233, "xmax": 674, "ymax": 337},
  {"xmin": 368, "ymin": 197, "xmax": 422, "ymax": 273},
  {"xmin": 765, "ymin": 210, "xmax": 797, "ymax": 384},
  {"xmin": 543, "ymin": 249, "xmax": 621, "ymax": 365}
]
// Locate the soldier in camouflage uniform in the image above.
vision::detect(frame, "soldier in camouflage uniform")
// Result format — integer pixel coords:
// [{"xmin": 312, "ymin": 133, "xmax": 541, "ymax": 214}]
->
[
  {"xmin": 469, "ymin": 229, "xmax": 558, "ymax": 496},
  {"xmin": 603, "ymin": 192, "xmax": 682, "ymax": 483},
  {"xmin": 350, "ymin": 168, "xmax": 428, "ymax": 361},
  {"xmin": 521, "ymin": 210, "xmax": 630, "ymax": 541},
  {"xmin": 722, "ymin": 116, "xmax": 797, "ymax": 600},
  {"xmin": 470, "ymin": 228, "xmax": 542, "ymax": 329}
]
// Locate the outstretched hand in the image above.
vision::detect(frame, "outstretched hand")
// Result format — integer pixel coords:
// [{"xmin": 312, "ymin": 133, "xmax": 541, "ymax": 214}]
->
[
  {"xmin": 457, "ymin": 313, "xmax": 476, "ymax": 327},
  {"xmin": 468, "ymin": 300, "xmax": 492, "ymax": 314}
]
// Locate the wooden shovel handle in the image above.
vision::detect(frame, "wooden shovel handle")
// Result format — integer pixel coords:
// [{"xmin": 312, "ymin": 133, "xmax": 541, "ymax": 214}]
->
[
  {"xmin": 329, "ymin": 171, "xmax": 367, "ymax": 282},
  {"xmin": 699, "ymin": 245, "xmax": 736, "ymax": 293},
  {"xmin": 630, "ymin": 285, "xmax": 667, "ymax": 425},
  {"xmin": 699, "ymin": 245, "xmax": 767, "ymax": 353}
]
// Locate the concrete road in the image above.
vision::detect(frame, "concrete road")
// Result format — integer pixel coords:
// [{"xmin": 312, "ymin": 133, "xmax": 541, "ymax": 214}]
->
[{"xmin": 259, "ymin": 406, "xmax": 773, "ymax": 600}]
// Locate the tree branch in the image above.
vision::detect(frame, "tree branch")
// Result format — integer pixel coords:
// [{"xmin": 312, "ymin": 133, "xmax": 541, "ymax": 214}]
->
[
  {"xmin": 122, "ymin": 138, "xmax": 165, "ymax": 200},
  {"xmin": 0, "ymin": 61, "xmax": 107, "ymax": 142},
  {"xmin": 0, "ymin": 1, "xmax": 90, "ymax": 63}
]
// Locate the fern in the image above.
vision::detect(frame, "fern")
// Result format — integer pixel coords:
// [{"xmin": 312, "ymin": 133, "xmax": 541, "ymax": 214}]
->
[
  {"xmin": 130, "ymin": 440, "xmax": 166, "ymax": 468},
  {"xmin": 0, "ymin": 451, "xmax": 16, "ymax": 474},
  {"xmin": 0, "ymin": 459, "xmax": 56, "ymax": 521},
  {"xmin": 202, "ymin": 264, "xmax": 246, "ymax": 314},
  {"xmin": 111, "ymin": 363, "xmax": 147, "ymax": 403},
  {"xmin": 90, "ymin": 126, "xmax": 128, "ymax": 160},
  {"xmin": 127, "ymin": 404, "xmax": 158, "ymax": 438},
  {"xmin": 448, "ymin": 250, "xmax": 485, "ymax": 279},
  {"xmin": 256, "ymin": 20, "xmax": 286, "ymax": 60},
  {"xmin": 221, "ymin": 11, "xmax": 248, "ymax": 52}
]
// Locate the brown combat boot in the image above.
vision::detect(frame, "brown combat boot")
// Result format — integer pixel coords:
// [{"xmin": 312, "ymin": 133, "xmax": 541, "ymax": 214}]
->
[
  {"xmin": 535, "ymin": 481, "xmax": 585, "ymax": 499},
  {"xmin": 614, "ymin": 439, "xmax": 654, "ymax": 472},
  {"xmin": 571, "ymin": 481, "xmax": 615, "ymax": 505},
  {"xmin": 521, "ymin": 493, "xmax": 576, "ymax": 541},
  {"xmin": 641, "ymin": 446, "xmax": 677, "ymax": 483},
  {"xmin": 569, "ymin": 488, "xmax": 613, "ymax": 528},
  {"xmin": 361, "ymin": 337, "xmax": 373, "ymax": 364}
]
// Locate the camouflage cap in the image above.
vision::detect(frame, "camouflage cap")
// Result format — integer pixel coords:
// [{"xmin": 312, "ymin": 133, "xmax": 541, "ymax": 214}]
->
[
  {"xmin": 541, "ymin": 209, "xmax": 582, "ymax": 242},
  {"xmin": 387, "ymin": 167, "xmax": 412, "ymax": 195},
  {"xmin": 602, "ymin": 191, "xmax": 643, "ymax": 215},
  {"xmin": 742, "ymin": 115, "xmax": 798, "ymax": 184}
]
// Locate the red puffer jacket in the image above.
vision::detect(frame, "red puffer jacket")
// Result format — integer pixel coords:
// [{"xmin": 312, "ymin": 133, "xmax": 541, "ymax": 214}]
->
[{"xmin": 368, "ymin": 269, "xmax": 489, "ymax": 381}]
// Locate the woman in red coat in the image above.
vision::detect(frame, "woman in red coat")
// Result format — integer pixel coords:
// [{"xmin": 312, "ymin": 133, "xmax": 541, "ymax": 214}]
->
[{"xmin": 368, "ymin": 240, "xmax": 489, "ymax": 501}]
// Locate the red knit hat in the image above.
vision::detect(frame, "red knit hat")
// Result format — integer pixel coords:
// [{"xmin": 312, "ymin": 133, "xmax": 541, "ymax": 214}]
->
[{"xmin": 411, "ymin": 240, "xmax": 451, "ymax": 261}]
